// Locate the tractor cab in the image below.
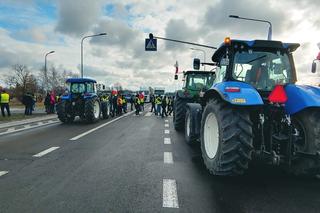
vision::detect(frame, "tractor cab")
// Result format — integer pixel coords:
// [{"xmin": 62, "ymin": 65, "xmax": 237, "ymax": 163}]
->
[
  {"xmin": 63, "ymin": 78, "xmax": 97, "ymax": 101},
  {"xmin": 183, "ymin": 71, "xmax": 215, "ymax": 97},
  {"xmin": 212, "ymin": 38, "xmax": 299, "ymax": 101}
]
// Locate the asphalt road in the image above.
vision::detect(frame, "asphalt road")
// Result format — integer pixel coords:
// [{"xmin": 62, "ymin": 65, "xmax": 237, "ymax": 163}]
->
[{"xmin": 0, "ymin": 106, "xmax": 320, "ymax": 213}]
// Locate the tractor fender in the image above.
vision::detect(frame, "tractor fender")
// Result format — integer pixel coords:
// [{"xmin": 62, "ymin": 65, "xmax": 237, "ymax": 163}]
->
[
  {"xmin": 285, "ymin": 84, "xmax": 320, "ymax": 115},
  {"xmin": 84, "ymin": 93, "xmax": 98, "ymax": 100},
  {"xmin": 204, "ymin": 81, "xmax": 264, "ymax": 106},
  {"xmin": 186, "ymin": 103, "xmax": 202, "ymax": 139}
]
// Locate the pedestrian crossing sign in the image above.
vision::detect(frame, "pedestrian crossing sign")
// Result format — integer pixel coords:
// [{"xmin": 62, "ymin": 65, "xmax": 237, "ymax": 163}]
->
[{"xmin": 145, "ymin": 38, "xmax": 157, "ymax": 51}]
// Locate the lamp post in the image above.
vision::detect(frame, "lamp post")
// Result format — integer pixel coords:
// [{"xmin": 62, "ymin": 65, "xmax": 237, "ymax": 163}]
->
[
  {"xmin": 190, "ymin": 48, "xmax": 206, "ymax": 71},
  {"xmin": 45, "ymin": 50, "xmax": 55, "ymax": 91},
  {"xmin": 81, "ymin": 32, "xmax": 107, "ymax": 78},
  {"xmin": 229, "ymin": 15, "xmax": 273, "ymax": 40}
]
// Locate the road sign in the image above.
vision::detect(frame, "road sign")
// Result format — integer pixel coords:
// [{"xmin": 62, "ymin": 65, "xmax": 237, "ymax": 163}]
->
[{"xmin": 145, "ymin": 38, "xmax": 157, "ymax": 51}]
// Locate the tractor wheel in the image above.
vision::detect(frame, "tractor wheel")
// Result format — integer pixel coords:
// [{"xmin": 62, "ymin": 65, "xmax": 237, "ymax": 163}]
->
[
  {"xmin": 101, "ymin": 102, "xmax": 110, "ymax": 119},
  {"xmin": 290, "ymin": 109, "xmax": 320, "ymax": 176},
  {"xmin": 57, "ymin": 101, "xmax": 74, "ymax": 123},
  {"xmin": 200, "ymin": 99, "xmax": 253, "ymax": 176},
  {"xmin": 184, "ymin": 108, "xmax": 197, "ymax": 145},
  {"xmin": 84, "ymin": 97, "xmax": 101, "ymax": 123},
  {"xmin": 173, "ymin": 95, "xmax": 190, "ymax": 131}
]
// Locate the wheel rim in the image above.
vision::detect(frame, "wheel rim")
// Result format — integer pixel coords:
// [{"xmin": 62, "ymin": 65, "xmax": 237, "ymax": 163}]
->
[
  {"xmin": 186, "ymin": 113, "xmax": 191, "ymax": 137},
  {"xmin": 94, "ymin": 101, "xmax": 100, "ymax": 119},
  {"xmin": 204, "ymin": 112, "xmax": 219, "ymax": 159}
]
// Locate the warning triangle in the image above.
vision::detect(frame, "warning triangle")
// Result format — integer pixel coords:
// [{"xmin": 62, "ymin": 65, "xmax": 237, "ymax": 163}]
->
[{"xmin": 147, "ymin": 39, "xmax": 156, "ymax": 49}]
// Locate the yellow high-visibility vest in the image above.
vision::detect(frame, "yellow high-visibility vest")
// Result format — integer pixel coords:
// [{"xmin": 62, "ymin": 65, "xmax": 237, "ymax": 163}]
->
[{"xmin": 0, "ymin": 93, "xmax": 9, "ymax": 103}]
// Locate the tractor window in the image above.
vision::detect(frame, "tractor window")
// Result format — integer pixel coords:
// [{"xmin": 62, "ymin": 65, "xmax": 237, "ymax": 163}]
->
[
  {"xmin": 71, "ymin": 83, "xmax": 86, "ymax": 93},
  {"xmin": 187, "ymin": 74, "xmax": 215, "ymax": 90},
  {"xmin": 214, "ymin": 65, "xmax": 227, "ymax": 83},
  {"xmin": 86, "ymin": 83, "xmax": 94, "ymax": 93},
  {"xmin": 233, "ymin": 50, "xmax": 293, "ymax": 91}
]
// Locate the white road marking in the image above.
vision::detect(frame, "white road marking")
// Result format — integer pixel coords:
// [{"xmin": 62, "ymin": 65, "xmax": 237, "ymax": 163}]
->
[
  {"xmin": 24, "ymin": 124, "xmax": 31, "ymax": 128},
  {"xmin": 145, "ymin": 112, "xmax": 152, "ymax": 117},
  {"xmin": 6, "ymin": 127, "xmax": 15, "ymax": 132},
  {"xmin": 163, "ymin": 179, "xmax": 179, "ymax": 208},
  {"xmin": 0, "ymin": 121, "xmax": 59, "ymax": 136},
  {"xmin": 38, "ymin": 122, "xmax": 44, "ymax": 125},
  {"xmin": 164, "ymin": 129, "xmax": 170, "ymax": 134},
  {"xmin": 164, "ymin": 152, "xmax": 173, "ymax": 164},
  {"xmin": 33, "ymin": 147, "xmax": 59, "ymax": 158},
  {"xmin": 165, "ymin": 124, "xmax": 169, "ymax": 128},
  {"xmin": 164, "ymin": 138, "xmax": 171, "ymax": 145},
  {"xmin": 70, "ymin": 111, "xmax": 135, "ymax": 141},
  {"xmin": 0, "ymin": 171, "xmax": 9, "ymax": 177},
  {"xmin": 165, "ymin": 120, "xmax": 169, "ymax": 123}
]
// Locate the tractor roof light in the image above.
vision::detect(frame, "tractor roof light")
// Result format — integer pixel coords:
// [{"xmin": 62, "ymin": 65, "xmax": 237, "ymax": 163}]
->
[
  {"xmin": 224, "ymin": 37, "xmax": 231, "ymax": 45},
  {"xmin": 268, "ymin": 85, "xmax": 288, "ymax": 104},
  {"xmin": 225, "ymin": 86, "xmax": 240, "ymax": 92}
]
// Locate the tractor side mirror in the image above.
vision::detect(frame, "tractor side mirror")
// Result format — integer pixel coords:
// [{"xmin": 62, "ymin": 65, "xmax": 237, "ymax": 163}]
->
[
  {"xmin": 311, "ymin": 61, "xmax": 317, "ymax": 73},
  {"xmin": 193, "ymin": 58, "xmax": 200, "ymax": 70},
  {"xmin": 174, "ymin": 74, "xmax": 178, "ymax": 80}
]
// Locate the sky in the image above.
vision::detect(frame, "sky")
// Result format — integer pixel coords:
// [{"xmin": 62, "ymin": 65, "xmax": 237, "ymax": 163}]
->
[{"xmin": 0, "ymin": 0, "xmax": 319, "ymax": 91}]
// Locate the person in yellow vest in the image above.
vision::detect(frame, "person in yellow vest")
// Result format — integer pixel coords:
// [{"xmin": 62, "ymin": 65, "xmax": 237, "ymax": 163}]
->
[
  {"xmin": 155, "ymin": 95, "xmax": 162, "ymax": 116},
  {"xmin": 0, "ymin": 89, "xmax": 11, "ymax": 117},
  {"xmin": 122, "ymin": 95, "xmax": 127, "ymax": 113}
]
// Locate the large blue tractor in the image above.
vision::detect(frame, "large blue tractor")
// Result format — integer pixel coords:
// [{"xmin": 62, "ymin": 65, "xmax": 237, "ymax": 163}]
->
[
  {"xmin": 185, "ymin": 38, "xmax": 320, "ymax": 176},
  {"xmin": 57, "ymin": 78, "xmax": 110, "ymax": 123}
]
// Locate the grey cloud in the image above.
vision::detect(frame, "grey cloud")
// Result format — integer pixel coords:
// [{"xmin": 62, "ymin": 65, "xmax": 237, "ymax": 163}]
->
[
  {"xmin": 90, "ymin": 19, "xmax": 139, "ymax": 48},
  {"xmin": 165, "ymin": 19, "xmax": 200, "ymax": 50},
  {"xmin": 203, "ymin": 0, "xmax": 290, "ymax": 39},
  {"xmin": 55, "ymin": 0, "xmax": 103, "ymax": 36}
]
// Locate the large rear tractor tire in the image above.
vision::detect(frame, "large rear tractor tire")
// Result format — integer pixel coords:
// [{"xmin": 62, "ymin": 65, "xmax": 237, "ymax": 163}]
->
[
  {"xmin": 57, "ymin": 101, "xmax": 74, "ymax": 123},
  {"xmin": 291, "ymin": 109, "xmax": 320, "ymax": 176},
  {"xmin": 200, "ymin": 99, "xmax": 253, "ymax": 176},
  {"xmin": 184, "ymin": 108, "xmax": 197, "ymax": 145},
  {"xmin": 173, "ymin": 94, "xmax": 190, "ymax": 131},
  {"xmin": 84, "ymin": 97, "xmax": 101, "ymax": 123}
]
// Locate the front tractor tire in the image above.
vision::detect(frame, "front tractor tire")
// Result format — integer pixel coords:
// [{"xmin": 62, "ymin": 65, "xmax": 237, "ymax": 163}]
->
[
  {"xmin": 184, "ymin": 108, "xmax": 197, "ymax": 145},
  {"xmin": 200, "ymin": 99, "xmax": 254, "ymax": 176},
  {"xmin": 291, "ymin": 109, "xmax": 320, "ymax": 176},
  {"xmin": 84, "ymin": 97, "xmax": 101, "ymax": 123},
  {"xmin": 173, "ymin": 94, "xmax": 190, "ymax": 131},
  {"xmin": 57, "ymin": 101, "xmax": 74, "ymax": 123}
]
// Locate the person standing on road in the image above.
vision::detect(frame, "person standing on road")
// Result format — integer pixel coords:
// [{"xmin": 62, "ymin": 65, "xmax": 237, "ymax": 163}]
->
[
  {"xmin": 130, "ymin": 94, "xmax": 134, "ymax": 111},
  {"xmin": 155, "ymin": 95, "xmax": 162, "ymax": 116},
  {"xmin": 0, "ymin": 89, "xmax": 11, "ymax": 117},
  {"xmin": 49, "ymin": 91, "xmax": 55, "ymax": 114},
  {"xmin": 22, "ymin": 92, "xmax": 33, "ymax": 115},
  {"xmin": 112, "ymin": 94, "xmax": 117, "ymax": 117},
  {"xmin": 150, "ymin": 95, "xmax": 155, "ymax": 113},
  {"xmin": 122, "ymin": 95, "xmax": 127, "ymax": 113},
  {"xmin": 167, "ymin": 96, "xmax": 174, "ymax": 116},
  {"xmin": 117, "ymin": 95, "xmax": 123, "ymax": 115},
  {"xmin": 139, "ymin": 93, "xmax": 145, "ymax": 111},
  {"xmin": 134, "ymin": 94, "xmax": 140, "ymax": 115},
  {"xmin": 161, "ymin": 96, "xmax": 168, "ymax": 118},
  {"xmin": 44, "ymin": 93, "xmax": 50, "ymax": 114}
]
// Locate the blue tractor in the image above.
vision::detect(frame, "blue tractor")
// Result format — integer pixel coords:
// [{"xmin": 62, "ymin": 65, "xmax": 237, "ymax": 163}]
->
[
  {"xmin": 185, "ymin": 38, "xmax": 320, "ymax": 176},
  {"xmin": 57, "ymin": 78, "xmax": 110, "ymax": 123}
]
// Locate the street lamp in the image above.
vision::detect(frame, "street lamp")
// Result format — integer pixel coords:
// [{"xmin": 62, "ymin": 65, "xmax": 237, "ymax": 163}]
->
[
  {"xmin": 190, "ymin": 48, "xmax": 206, "ymax": 71},
  {"xmin": 229, "ymin": 15, "xmax": 272, "ymax": 40},
  {"xmin": 45, "ymin": 50, "xmax": 55, "ymax": 91},
  {"xmin": 81, "ymin": 32, "xmax": 107, "ymax": 78}
]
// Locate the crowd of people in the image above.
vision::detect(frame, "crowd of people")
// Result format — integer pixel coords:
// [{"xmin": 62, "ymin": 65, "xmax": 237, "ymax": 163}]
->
[{"xmin": 150, "ymin": 95, "xmax": 174, "ymax": 118}]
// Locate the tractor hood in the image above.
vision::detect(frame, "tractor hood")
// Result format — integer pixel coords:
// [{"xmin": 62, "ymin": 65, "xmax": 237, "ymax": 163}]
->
[{"xmin": 285, "ymin": 84, "xmax": 320, "ymax": 115}]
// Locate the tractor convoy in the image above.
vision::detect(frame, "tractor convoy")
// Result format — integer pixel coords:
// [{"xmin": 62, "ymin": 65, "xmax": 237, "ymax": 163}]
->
[{"xmin": 173, "ymin": 37, "xmax": 320, "ymax": 176}]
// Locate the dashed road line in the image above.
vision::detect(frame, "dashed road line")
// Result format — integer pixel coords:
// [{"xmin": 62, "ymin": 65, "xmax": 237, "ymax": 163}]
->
[
  {"xmin": 0, "ymin": 120, "xmax": 59, "ymax": 136},
  {"xmin": 164, "ymin": 137, "xmax": 171, "ymax": 145},
  {"xmin": 165, "ymin": 119, "xmax": 168, "ymax": 123},
  {"xmin": 70, "ymin": 111, "xmax": 135, "ymax": 141},
  {"xmin": 164, "ymin": 123, "xmax": 169, "ymax": 128},
  {"xmin": 163, "ymin": 179, "xmax": 179, "ymax": 208},
  {"xmin": 0, "ymin": 171, "xmax": 9, "ymax": 177},
  {"xmin": 164, "ymin": 129, "xmax": 170, "ymax": 134},
  {"xmin": 164, "ymin": 152, "xmax": 173, "ymax": 164},
  {"xmin": 33, "ymin": 147, "xmax": 60, "ymax": 158}
]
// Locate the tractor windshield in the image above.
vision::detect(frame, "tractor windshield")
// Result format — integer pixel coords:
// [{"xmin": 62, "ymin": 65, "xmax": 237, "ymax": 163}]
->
[
  {"xmin": 187, "ymin": 73, "xmax": 215, "ymax": 90},
  {"xmin": 232, "ymin": 50, "xmax": 293, "ymax": 91},
  {"xmin": 70, "ymin": 82, "xmax": 94, "ymax": 93}
]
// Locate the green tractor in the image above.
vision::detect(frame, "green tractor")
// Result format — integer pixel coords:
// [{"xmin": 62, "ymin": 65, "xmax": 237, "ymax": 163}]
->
[
  {"xmin": 57, "ymin": 78, "xmax": 110, "ymax": 123},
  {"xmin": 173, "ymin": 66, "xmax": 215, "ymax": 135}
]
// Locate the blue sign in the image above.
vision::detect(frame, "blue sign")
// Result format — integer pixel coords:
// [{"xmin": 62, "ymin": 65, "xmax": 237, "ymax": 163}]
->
[{"xmin": 145, "ymin": 38, "xmax": 157, "ymax": 51}]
